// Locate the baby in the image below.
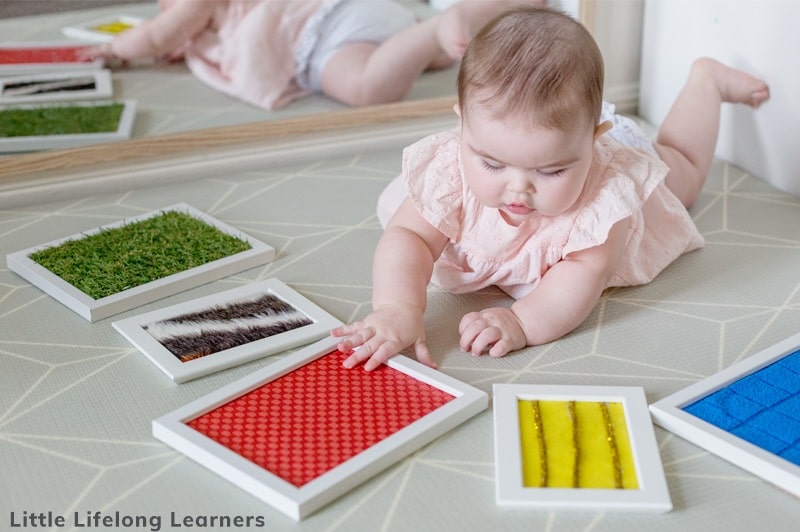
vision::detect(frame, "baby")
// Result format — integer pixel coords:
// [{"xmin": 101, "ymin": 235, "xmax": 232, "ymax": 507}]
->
[
  {"xmin": 84, "ymin": 0, "xmax": 543, "ymax": 109},
  {"xmin": 332, "ymin": 5, "xmax": 770, "ymax": 370}
]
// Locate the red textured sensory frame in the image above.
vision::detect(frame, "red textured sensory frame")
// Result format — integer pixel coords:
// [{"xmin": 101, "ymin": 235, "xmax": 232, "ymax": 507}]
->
[
  {"xmin": 187, "ymin": 350, "xmax": 455, "ymax": 487},
  {"xmin": 0, "ymin": 46, "xmax": 88, "ymax": 64}
]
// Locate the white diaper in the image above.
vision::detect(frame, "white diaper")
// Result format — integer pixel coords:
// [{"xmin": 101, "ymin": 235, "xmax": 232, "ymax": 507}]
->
[
  {"xmin": 600, "ymin": 101, "xmax": 657, "ymax": 155},
  {"xmin": 296, "ymin": 0, "xmax": 417, "ymax": 91}
]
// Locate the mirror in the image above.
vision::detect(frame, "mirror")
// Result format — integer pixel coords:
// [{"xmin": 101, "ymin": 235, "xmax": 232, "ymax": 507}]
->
[
  {"xmin": 0, "ymin": 1, "xmax": 460, "ymax": 185},
  {"xmin": 0, "ymin": 1, "xmax": 591, "ymax": 190}
]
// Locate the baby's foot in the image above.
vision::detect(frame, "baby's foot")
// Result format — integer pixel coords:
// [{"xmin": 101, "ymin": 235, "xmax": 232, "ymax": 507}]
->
[
  {"xmin": 434, "ymin": 3, "xmax": 472, "ymax": 60},
  {"xmin": 694, "ymin": 57, "xmax": 770, "ymax": 108}
]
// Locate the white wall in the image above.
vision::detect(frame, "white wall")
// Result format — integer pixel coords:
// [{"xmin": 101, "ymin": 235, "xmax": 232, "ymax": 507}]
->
[{"xmin": 639, "ymin": 0, "xmax": 799, "ymax": 196}]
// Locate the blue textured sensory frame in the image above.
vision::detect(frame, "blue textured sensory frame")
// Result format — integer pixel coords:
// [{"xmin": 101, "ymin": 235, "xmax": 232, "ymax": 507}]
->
[{"xmin": 683, "ymin": 349, "xmax": 800, "ymax": 465}]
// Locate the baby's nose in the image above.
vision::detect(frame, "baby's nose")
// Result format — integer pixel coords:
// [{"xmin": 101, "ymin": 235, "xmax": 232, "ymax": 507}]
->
[{"xmin": 508, "ymin": 172, "xmax": 534, "ymax": 193}]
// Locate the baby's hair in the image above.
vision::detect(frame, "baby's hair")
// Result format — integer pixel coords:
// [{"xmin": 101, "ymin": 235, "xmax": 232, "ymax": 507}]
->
[{"xmin": 457, "ymin": 6, "xmax": 604, "ymax": 131}]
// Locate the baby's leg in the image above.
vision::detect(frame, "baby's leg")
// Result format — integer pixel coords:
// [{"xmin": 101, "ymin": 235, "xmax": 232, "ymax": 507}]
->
[
  {"xmin": 320, "ymin": 16, "xmax": 446, "ymax": 106},
  {"xmin": 320, "ymin": 0, "xmax": 544, "ymax": 107},
  {"xmin": 653, "ymin": 58, "xmax": 769, "ymax": 208}
]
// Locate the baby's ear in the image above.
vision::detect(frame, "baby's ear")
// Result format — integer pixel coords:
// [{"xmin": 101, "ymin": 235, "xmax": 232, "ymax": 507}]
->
[
  {"xmin": 594, "ymin": 120, "xmax": 613, "ymax": 140},
  {"xmin": 452, "ymin": 103, "xmax": 461, "ymax": 117}
]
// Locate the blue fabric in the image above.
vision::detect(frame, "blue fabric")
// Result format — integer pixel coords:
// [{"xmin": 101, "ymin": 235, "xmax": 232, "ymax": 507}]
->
[
  {"xmin": 731, "ymin": 424, "xmax": 788, "ymax": 454},
  {"xmin": 684, "ymin": 401, "xmax": 740, "ymax": 430},
  {"xmin": 683, "ymin": 349, "xmax": 800, "ymax": 462},
  {"xmin": 755, "ymin": 360, "xmax": 800, "ymax": 393},
  {"xmin": 779, "ymin": 443, "xmax": 800, "ymax": 466},
  {"xmin": 749, "ymin": 409, "xmax": 800, "ymax": 444},
  {"xmin": 704, "ymin": 388, "xmax": 763, "ymax": 420},
  {"xmin": 774, "ymin": 394, "xmax": 800, "ymax": 421},
  {"xmin": 730, "ymin": 373, "xmax": 791, "ymax": 406},
  {"xmin": 776, "ymin": 348, "xmax": 800, "ymax": 373}
]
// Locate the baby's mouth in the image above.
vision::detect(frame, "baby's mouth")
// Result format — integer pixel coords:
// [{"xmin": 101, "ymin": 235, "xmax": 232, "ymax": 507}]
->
[{"xmin": 505, "ymin": 202, "xmax": 534, "ymax": 216}]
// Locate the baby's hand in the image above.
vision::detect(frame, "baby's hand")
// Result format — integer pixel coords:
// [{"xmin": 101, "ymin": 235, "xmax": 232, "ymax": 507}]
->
[
  {"xmin": 331, "ymin": 304, "xmax": 434, "ymax": 371},
  {"xmin": 77, "ymin": 44, "xmax": 114, "ymax": 61},
  {"xmin": 459, "ymin": 307, "xmax": 527, "ymax": 358}
]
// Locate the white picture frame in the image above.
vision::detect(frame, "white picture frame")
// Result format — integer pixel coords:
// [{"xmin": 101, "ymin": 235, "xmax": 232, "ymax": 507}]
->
[
  {"xmin": 153, "ymin": 336, "xmax": 489, "ymax": 520},
  {"xmin": 6, "ymin": 203, "xmax": 276, "ymax": 321},
  {"xmin": 0, "ymin": 99, "xmax": 137, "ymax": 153},
  {"xmin": 62, "ymin": 14, "xmax": 143, "ymax": 43},
  {"xmin": 0, "ymin": 41, "xmax": 104, "ymax": 75},
  {"xmin": 113, "ymin": 278, "xmax": 342, "ymax": 383},
  {"xmin": 493, "ymin": 384, "xmax": 672, "ymax": 513},
  {"xmin": 0, "ymin": 69, "xmax": 113, "ymax": 104},
  {"xmin": 649, "ymin": 332, "xmax": 800, "ymax": 498}
]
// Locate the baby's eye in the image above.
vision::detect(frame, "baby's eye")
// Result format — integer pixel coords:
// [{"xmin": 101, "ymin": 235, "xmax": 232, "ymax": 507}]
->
[
  {"xmin": 538, "ymin": 168, "xmax": 566, "ymax": 177},
  {"xmin": 481, "ymin": 159, "xmax": 504, "ymax": 172}
]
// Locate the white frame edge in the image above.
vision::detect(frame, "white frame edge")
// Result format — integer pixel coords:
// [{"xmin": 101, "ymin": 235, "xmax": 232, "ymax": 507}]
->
[
  {"xmin": 112, "ymin": 278, "xmax": 342, "ymax": 383},
  {"xmin": 5, "ymin": 202, "xmax": 276, "ymax": 321},
  {"xmin": 153, "ymin": 336, "xmax": 488, "ymax": 520},
  {"xmin": 649, "ymin": 331, "xmax": 800, "ymax": 498},
  {"xmin": 493, "ymin": 384, "xmax": 672, "ymax": 513}
]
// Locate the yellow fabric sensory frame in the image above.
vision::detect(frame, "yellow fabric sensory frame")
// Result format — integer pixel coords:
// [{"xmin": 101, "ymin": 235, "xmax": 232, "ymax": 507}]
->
[
  {"xmin": 518, "ymin": 400, "xmax": 639, "ymax": 489},
  {"xmin": 90, "ymin": 21, "xmax": 136, "ymax": 34}
]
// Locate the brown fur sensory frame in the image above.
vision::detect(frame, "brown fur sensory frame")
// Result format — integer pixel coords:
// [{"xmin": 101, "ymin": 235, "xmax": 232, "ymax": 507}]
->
[{"xmin": 143, "ymin": 293, "xmax": 313, "ymax": 362}]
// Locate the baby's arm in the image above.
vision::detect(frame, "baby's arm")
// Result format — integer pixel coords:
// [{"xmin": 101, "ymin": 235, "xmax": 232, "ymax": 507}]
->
[
  {"xmin": 84, "ymin": 0, "xmax": 216, "ymax": 60},
  {"xmin": 332, "ymin": 198, "xmax": 449, "ymax": 371},
  {"xmin": 459, "ymin": 218, "xmax": 633, "ymax": 357}
]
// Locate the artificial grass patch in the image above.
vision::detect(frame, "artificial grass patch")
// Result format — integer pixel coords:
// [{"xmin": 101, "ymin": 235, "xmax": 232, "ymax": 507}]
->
[
  {"xmin": 0, "ymin": 102, "xmax": 124, "ymax": 137},
  {"xmin": 29, "ymin": 210, "xmax": 253, "ymax": 300}
]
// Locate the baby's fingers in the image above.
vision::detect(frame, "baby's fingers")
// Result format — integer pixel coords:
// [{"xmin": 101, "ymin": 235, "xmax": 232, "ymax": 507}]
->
[
  {"xmin": 342, "ymin": 341, "xmax": 396, "ymax": 371},
  {"xmin": 80, "ymin": 44, "xmax": 111, "ymax": 60},
  {"xmin": 414, "ymin": 341, "xmax": 437, "ymax": 369},
  {"xmin": 363, "ymin": 342, "xmax": 397, "ymax": 371},
  {"xmin": 458, "ymin": 311, "xmax": 481, "ymax": 334},
  {"xmin": 487, "ymin": 339, "xmax": 513, "ymax": 358},
  {"xmin": 332, "ymin": 321, "xmax": 373, "ymax": 351},
  {"xmin": 331, "ymin": 321, "xmax": 361, "ymax": 337},
  {"xmin": 458, "ymin": 316, "xmax": 488, "ymax": 353},
  {"xmin": 342, "ymin": 345, "xmax": 372, "ymax": 369}
]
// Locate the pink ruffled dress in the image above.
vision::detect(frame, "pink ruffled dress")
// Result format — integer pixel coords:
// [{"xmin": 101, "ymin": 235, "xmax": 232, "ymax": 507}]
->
[
  {"xmin": 377, "ymin": 129, "xmax": 704, "ymax": 300},
  {"xmin": 182, "ymin": 0, "xmax": 332, "ymax": 110}
]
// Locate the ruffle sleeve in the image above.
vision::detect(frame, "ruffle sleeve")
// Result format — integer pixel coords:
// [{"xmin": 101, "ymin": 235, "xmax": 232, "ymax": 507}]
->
[
  {"xmin": 563, "ymin": 139, "xmax": 669, "ymax": 256},
  {"xmin": 402, "ymin": 129, "xmax": 465, "ymax": 241}
]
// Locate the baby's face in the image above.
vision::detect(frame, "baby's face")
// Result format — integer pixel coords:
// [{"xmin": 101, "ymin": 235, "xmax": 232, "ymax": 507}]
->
[{"xmin": 458, "ymin": 101, "xmax": 597, "ymax": 225}]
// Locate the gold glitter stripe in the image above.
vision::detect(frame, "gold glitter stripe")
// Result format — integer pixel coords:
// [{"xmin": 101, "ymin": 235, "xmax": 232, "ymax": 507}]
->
[
  {"xmin": 567, "ymin": 401, "xmax": 580, "ymax": 488},
  {"xmin": 531, "ymin": 400, "xmax": 548, "ymax": 487},
  {"xmin": 600, "ymin": 402, "xmax": 623, "ymax": 489}
]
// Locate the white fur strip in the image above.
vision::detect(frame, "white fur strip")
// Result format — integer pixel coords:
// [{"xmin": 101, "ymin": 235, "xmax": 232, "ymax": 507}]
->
[{"xmin": 144, "ymin": 310, "xmax": 310, "ymax": 340}]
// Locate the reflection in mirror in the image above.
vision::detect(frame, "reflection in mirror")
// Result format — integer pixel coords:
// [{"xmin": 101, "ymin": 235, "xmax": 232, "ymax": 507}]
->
[
  {"xmin": 0, "ymin": 1, "xmax": 457, "ymax": 142},
  {"xmin": 0, "ymin": 1, "xmax": 588, "ymax": 188},
  {"xmin": 0, "ymin": 0, "xmax": 461, "ymax": 185}
]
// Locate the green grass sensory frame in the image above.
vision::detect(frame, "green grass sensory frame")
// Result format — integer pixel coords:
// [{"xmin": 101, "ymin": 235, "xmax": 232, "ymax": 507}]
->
[
  {"xmin": 0, "ymin": 100, "xmax": 136, "ymax": 152},
  {"xmin": 6, "ymin": 204, "xmax": 275, "ymax": 321}
]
